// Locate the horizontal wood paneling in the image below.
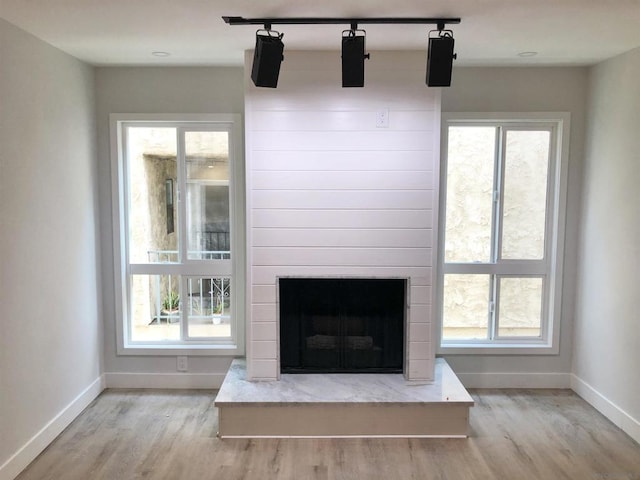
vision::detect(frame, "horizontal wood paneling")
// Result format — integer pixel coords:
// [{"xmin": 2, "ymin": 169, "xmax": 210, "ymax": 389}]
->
[
  {"xmin": 252, "ymin": 247, "xmax": 431, "ymax": 267},
  {"xmin": 410, "ymin": 286, "xmax": 432, "ymax": 305},
  {"xmin": 252, "ymin": 341, "xmax": 278, "ymax": 359},
  {"xmin": 252, "ymin": 322, "xmax": 277, "ymax": 341},
  {"xmin": 409, "ymin": 323, "xmax": 432, "ymax": 343},
  {"xmin": 248, "ymin": 78, "xmax": 437, "ymax": 111},
  {"xmin": 249, "ymin": 78, "xmax": 437, "ymax": 112},
  {"xmin": 252, "ymin": 266, "xmax": 432, "ymax": 286},
  {"xmin": 252, "ymin": 171, "xmax": 434, "ymax": 191},
  {"xmin": 409, "ymin": 342, "xmax": 433, "ymax": 360},
  {"xmin": 251, "ymin": 285, "xmax": 276, "ymax": 303},
  {"xmin": 252, "ymin": 131, "xmax": 434, "ymax": 152},
  {"xmin": 245, "ymin": 51, "xmax": 440, "ymax": 381},
  {"xmin": 251, "ymin": 209, "xmax": 432, "ymax": 229},
  {"xmin": 252, "ymin": 190, "xmax": 434, "ymax": 210},
  {"xmin": 250, "ymin": 360, "xmax": 279, "ymax": 379},
  {"xmin": 408, "ymin": 305, "xmax": 432, "ymax": 323},
  {"xmin": 251, "ymin": 304, "xmax": 277, "ymax": 323},
  {"xmin": 252, "ymin": 150, "xmax": 433, "ymax": 171},
  {"xmin": 407, "ymin": 359, "xmax": 434, "ymax": 379},
  {"xmin": 252, "ymin": 228, "xmax": 432, "ymax": 248},
  {"xmin": 251, "ymin": 110, "xmax": 435, "ymax": 132}
]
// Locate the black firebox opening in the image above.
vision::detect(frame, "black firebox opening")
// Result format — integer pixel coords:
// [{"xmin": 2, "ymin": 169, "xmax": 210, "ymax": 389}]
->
[{"xmin": 279, "ymin": 278, "xmax": 405, "ymax": 374}]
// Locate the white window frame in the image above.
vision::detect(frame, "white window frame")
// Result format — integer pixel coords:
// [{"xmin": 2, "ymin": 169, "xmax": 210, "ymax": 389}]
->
[
  {"xmin": 437, "ymin": 112, "xmax": 570, "ymax": 355},
  {"xmin": 110, "ymin": 113, "xmax": 245, "ymax": 356}
]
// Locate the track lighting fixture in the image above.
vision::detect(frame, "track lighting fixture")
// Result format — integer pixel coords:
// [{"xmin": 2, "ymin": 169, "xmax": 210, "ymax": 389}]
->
[
  {"xmin": 342, "ymin": 25, "xmax": 370, "ymax": 87},
  {"xmin": 251, "ymin": 27, "xmax": 285, "ymax": 88},
  {"xmin": 223, "ymin": 16, "xmax": 461, "ymax": 88},
  {"xmin": 426, "ymin": 25, "xmax": 457, "ymax": 87}
]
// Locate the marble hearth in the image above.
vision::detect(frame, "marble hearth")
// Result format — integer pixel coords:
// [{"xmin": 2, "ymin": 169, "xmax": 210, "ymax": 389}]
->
[{"xmin": 215, "ymin": 358, "xmax": 474, "ymax": 438}]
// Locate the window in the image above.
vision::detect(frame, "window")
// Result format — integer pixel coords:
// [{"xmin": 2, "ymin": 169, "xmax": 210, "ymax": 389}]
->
[
  {"xmin": 438, "ymin": 113, "xmax": 569, "ymax": 353},
  {"xmin": 111, "ymin": 115, "xmax": 244, "ymax": 354}
]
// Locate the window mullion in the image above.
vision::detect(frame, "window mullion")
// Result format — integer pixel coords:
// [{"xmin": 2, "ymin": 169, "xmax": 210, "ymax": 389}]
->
[
  {"xmin": 493, "ymin": 126, "xmax": 506, "ymax": 265},
  {"xmin": 487, "ymin": 127, "xmax": 503, "ymax": 339},
  {"xmin": 175, "ymin": 129, "xmax": 188, "ymax": 342},
  {"xmin": 543, "ymin": 126, "xmax": 557, "ymax": 268},
  {"xmin": 489, "ymin": 276, "xmax": 498, "ymax": 340},
  {"xmin": 180, "ymin": 276, "xmax": 189, "ymax": 341},
  {"xmin": 177, "ymin": 128, "xmax": 188, "ymax": 265}
]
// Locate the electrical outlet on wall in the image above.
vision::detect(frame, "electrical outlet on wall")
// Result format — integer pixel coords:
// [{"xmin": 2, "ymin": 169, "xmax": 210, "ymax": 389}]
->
[
  {"xmin": 376, "ymin": 108, "xmax": 389, "ymax": 128},
  {"xmin": 177, "ymin": 356, "xmax": 188, "ymax": 372}
]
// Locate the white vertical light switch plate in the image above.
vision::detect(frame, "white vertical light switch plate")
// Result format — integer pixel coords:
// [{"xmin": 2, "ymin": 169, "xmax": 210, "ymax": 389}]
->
[{"xmin": 376, "ymin": 108, "xmax": 389, "ymax": 128}]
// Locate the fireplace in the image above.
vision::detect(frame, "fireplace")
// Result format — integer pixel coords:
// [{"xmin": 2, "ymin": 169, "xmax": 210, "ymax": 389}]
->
[
  {"xmin": 279, "ymin": 278, "xmax": 406, "ymax": 373},
  {"xmin": 243, "ymin": 51, "xmax": 440, "ymax": 382}
]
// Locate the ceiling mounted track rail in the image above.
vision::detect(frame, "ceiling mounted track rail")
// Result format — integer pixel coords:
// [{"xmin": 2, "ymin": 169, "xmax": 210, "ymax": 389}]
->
[{"xmin": 223, "ymin": 16, "xmax": 461, "ymax": 31}]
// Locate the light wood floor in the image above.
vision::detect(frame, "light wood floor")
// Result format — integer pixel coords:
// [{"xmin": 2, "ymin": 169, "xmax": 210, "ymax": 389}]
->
[{"xmin": 16, "ymin": 389, "xmax": 640, "ymax": 480}]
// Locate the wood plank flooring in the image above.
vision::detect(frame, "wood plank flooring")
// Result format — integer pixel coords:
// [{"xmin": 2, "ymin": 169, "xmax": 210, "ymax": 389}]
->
[{"xmin": 16, "ymin": 389, "xmax": 640, "ymax": 480}]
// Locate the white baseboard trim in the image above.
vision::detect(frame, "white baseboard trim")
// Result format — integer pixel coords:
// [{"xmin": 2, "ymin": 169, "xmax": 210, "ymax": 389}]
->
[
  {"xmin": 0, "ymin": 375, "xmax": 105, "ymax": 480},
  {"xmin": 570, "ymin": 374, "xmax": 640, "ymax": 445},
  {"xmin": 457, "ymin": 372, "xmax": 572, "ymax": 389},
  {"xmin": 104, "ymin": 372, "xmax": 226, "ymax": 389}
]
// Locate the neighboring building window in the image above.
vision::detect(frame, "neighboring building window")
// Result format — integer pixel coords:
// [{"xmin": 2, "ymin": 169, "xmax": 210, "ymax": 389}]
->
[
  {"xmin": 111, "ymin": 115, "xmax": 244, "ymax": 354},
  {"xmin": 438, "ymin": 114, "xmax": 569, "ymax": 353}
]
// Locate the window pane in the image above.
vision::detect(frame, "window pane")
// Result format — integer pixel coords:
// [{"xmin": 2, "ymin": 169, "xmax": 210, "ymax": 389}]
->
[
  {"xmin": 497, "ymin": 277, "xmax": 543, "ymax": 337},
  {"xmin": 186, "ymin": 277, "xmax": 232, "ymax": 338},
  {"xmin": 127, "ymin": 127, "xmax": 178, "ymax": 264},
  {"xmin": 501, "ymin": 130, "xmax": 550, "ymax": 259},
  {"xmin": 443, "ymin": 274, "xmax": 491, "ymax": 340},
  {"xmin": 185, "ymin": 131, "xmax": 231, "ymax": 260},
  {"xmin": 445, "ymin": 126, "xmax": 496, "ymax": 263},
  {"xmin": 130, "ymin": 274, "xmax": 180, "ymax": 342}
]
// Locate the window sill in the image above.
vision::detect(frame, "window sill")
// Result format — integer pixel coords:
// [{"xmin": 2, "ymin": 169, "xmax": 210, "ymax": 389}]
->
[
  {"xmin": 437, "ymin": 342, "xmax": 558, "ymax": 356},
  {"xmin": 117, "ymin": 343, "xmax": 244, "ymax": 357}
]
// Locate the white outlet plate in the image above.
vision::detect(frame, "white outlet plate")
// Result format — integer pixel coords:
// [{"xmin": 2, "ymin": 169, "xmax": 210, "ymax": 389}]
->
[
  {"xmin": 177, "ymin": 356, "xmax": 188, "ymax": 372},
  {"xmin": 376, "ymin": 108, "xmax": 389, "ymax": 128}
]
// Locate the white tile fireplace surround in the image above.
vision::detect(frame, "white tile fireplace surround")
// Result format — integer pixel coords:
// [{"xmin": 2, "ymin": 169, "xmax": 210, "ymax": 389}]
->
[{"xmin": 244, "ymin": 51, "xmax": 441, "ymax": 382}]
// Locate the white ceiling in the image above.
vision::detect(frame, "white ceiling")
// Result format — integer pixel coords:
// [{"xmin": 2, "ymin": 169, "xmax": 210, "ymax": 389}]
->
[{"xmin": 1, "ymin": 0, "xmax": 639, "ymax": 67}]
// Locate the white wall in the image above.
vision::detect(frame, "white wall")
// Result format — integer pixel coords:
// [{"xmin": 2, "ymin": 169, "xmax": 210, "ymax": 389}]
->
[
  {"xmin": 440, "ymin": 67, "xmax": 588, "ymax": 386},
  {"xmin": 94, "ymin": 64, "xmax": 589, "ymax": 387},
  {"xmin": 244, "ymin": 51, "xmax": 440, "ymax": 381},
  {"xmin": 95, "ymin": 67, "xmax": 245, "ymax": 385},
  {"xmin": 572, "ymin": 47, "xmax": 640, "ymax": 442},
  {"xmin": 0, "ymin": 19, "xmax": 101, "ymax": 480}
]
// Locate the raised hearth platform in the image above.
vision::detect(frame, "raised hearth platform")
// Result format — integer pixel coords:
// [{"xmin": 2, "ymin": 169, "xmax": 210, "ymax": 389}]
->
[{"xmin": 214, "ymin": 358, "xmax": 474, "ymax": 438}]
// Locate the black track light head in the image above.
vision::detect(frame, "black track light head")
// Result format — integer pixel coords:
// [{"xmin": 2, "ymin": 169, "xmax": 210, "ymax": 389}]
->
[
  {"xmin": 251, "ymin": 29, "xmax": 285, "ymax": 88},
  {"xmin": 341, "ymin": 28, "xmax": 370, "ymax": 88},
  {"xmin": 426, "ymin": 30, "xmax": 457, "ymax": 87}
]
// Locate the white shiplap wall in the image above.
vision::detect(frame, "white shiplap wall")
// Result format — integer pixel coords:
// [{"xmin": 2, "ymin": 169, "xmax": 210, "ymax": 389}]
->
[{"xmin": 244, "ymin": 51, "xmax": 441, "ymax": 381}]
